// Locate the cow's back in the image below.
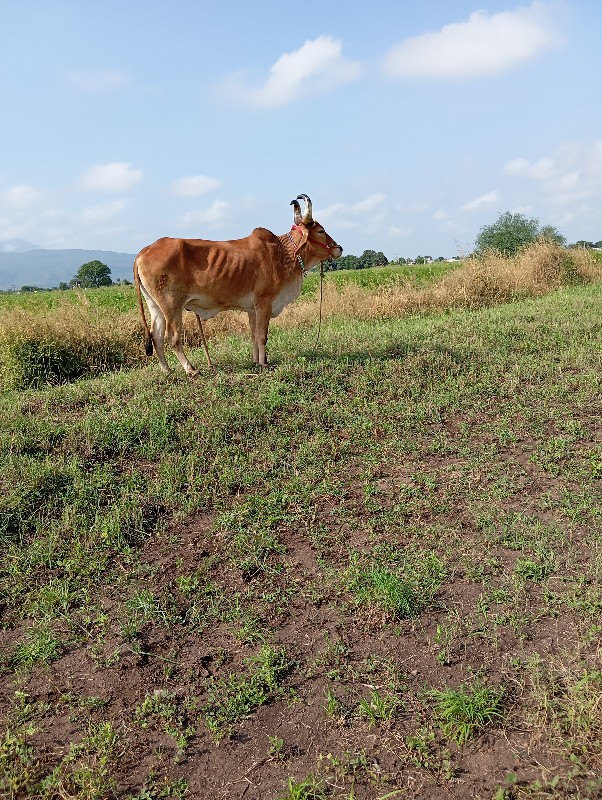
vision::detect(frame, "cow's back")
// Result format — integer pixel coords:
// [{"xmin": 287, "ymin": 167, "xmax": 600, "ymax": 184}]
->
[{"xmin": 135, "ymin": 229, "xmax": 283, "ymax": 306}]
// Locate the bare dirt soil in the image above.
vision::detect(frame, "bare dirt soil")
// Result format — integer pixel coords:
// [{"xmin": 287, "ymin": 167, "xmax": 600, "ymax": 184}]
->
[{"xmin": 3, "ymin": 422, "xmax": 601, "ymax": 799}]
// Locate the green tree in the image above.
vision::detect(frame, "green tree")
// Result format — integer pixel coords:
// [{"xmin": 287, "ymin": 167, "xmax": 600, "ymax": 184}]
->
[
  {"xmin": 334, "ymin": 254, "xmax": 360, "ymax": 271},
  {"xmin": 357, "ymin": 249, "xmax": 389, "ymax": 269},
  {"xmin": 539, "ymin": 225, "xmax": 567, "ymax": 246},
  {"xmin": 70, "ymin": 260, "xmax": 112, "ymax": 288},
  {"xmin": 475, "ymin": 212, "xmax": 566, "ymax": 256},
  {"xmin": 324, "ymin": 251, "xmax": 389, "ymax": 271}
]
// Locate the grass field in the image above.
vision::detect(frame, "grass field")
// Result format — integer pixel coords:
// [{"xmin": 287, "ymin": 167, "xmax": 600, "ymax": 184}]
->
[{"xmin": 1, "ymin": 248, "xmax": 601, "ymax": 799}]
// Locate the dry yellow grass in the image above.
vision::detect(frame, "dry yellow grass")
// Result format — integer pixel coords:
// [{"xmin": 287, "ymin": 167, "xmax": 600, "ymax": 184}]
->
[
  {"xmin": 1, "ymin": 242, "xmax": 599, "ymax": 388},
  {"xmin": 274, "ymin": 241, "xmax": 601, "ymax": 326},
  {"xmin": 0, "ymin": 305, "xmax": 143, "ymax": 388}
]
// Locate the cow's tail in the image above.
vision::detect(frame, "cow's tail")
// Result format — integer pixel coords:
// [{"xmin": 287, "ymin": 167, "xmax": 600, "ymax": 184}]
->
[{"xmin": 133, "ymin": 257, "xmax": 154, "ymax": 356}]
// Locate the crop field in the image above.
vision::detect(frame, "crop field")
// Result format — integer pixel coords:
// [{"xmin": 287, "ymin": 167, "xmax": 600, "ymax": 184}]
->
[{"xmin": 1, "ymin": 246, "xmax": 601, "ymax": 799}]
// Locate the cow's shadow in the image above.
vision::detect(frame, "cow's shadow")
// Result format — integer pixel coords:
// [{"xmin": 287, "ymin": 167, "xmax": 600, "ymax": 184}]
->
[{"xmin": 184, "ymin": 338, "xmax": 477, "ymax": 378}]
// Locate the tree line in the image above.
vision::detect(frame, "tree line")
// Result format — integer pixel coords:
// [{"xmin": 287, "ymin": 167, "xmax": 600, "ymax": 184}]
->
[
  {"xmin": 12, "ymin": 261, "xmax": 131, "ymax": 293},
  {"xmin": 6, "ymin": 213, "xmax": 601, "ymax": 293}
]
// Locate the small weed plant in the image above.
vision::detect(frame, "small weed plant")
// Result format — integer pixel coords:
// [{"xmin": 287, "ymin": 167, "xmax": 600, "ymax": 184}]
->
[
  {"xmin": 348, "ymin": 565, "xmax": 421, "ymax": 619},
  {"xmin": 429, "ymin": 683, "xmax": 505, "ymax": 745},
  {"xmin": 278, "ymin": 775, "xmax": 329, "ymax": 800},
  {"xmin": 203, "ymin": 645, "xmax": 292, "ymax": 741},
  {"xmin": 357, "ymin": 688, "xmax": 403, "ymax": 727}
]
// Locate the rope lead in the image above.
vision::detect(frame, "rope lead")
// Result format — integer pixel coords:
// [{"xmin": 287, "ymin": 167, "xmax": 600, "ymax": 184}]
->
[{"xmin": 312, "ymin": 260, "xmax": 325, "ymax": 351}]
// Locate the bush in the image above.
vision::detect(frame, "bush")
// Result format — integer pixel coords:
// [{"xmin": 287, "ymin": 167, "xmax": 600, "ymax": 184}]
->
[
  {"xmin": 475, "ymin": 212, "xmax": 566, "ymax": 256},
  {"xmin": 0, "ymin": 305, "xmax": 143, "ymax": 390},
  {"xmin": 1, "ymin": 336, "xmax": 87, "ymax": 389}
]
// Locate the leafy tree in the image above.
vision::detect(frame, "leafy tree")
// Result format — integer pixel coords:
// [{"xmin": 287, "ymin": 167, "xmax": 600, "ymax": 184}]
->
[
  {"xmin": 70, "ymin": 260, "xmax": 112, "ymax": 288},
  {"xmin": 571, "ymin": 240, "xmax": 595, "ymax": 249},
  {"xmin": 332, "ymin": 255, "xmax": 359, "ymax": 271},
  {"xmin": 539, "ymin": 225, "xmax": 567, "ymax": 246},
  {"xmin": 475, "ymin": 212, "xmax": 566, "ymax": 256},
  {"xmin": 357, "ymin": 249, "xmax": 388, "ymax": 269},
  {"xmin": 322, "ymin": 250, "xmax": 390, "ymax": 271},
  {"xmin": 321, "ymin": 257, "xmax": 342, "ymax": 272}
]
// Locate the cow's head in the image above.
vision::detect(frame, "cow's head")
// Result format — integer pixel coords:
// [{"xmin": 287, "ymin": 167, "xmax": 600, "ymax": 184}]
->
[{"xmin": 290, "ymin": 194, "xmax": 343, "ymax": 264}]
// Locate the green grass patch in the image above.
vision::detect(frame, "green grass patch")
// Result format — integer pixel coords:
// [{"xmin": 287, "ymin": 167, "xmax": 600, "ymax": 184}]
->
[
  {"xmin": 346, "ymin": 548, "xmax": 446, "ymax": 621},
  {"xmin": 203, "ymin": 645, "xmax": 293, "ymax": 741},
  {"xmin": 429, "ymin": 683, "xmax": 505, "ymax": 745}
]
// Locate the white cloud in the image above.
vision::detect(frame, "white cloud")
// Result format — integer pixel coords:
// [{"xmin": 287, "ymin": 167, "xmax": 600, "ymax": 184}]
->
[
  {"xmin": 68, "ymin": 68, "xmax": 128, "ymax": 92},
  {"xmin": 461, "ymin": 190, "xmax": 499, "ymax": 212},
  {"xmin": 383, "ymin": 1, "xmax": 559, "ymax": 79},
  {"xmin": 0, "ymin": 184, "xmax": 41, "ymax": 208},
  {"xmin": 505, "ymin": 157, "xmax": 556, "ymax": 179},
  {"xmin": 404, "ymin": 201, "xmax": 430, "ymax": 214},
  {"xmin": 0, "ymin": 185, "xmax": 43, "ymax": 243},
  {"xmin": 504, "ymin": 140, "xmax": 602, "ymax": 205},
  {"xmin": 80, "ymin": 199, "xmax": 128, "ymax": 224},
  {"xmin": 78, "ymin": 162, "xmax": 143, "ymax": 193},
  {"xmin": 219, "ymin": 36, "xmax": 362, "ymax": 108},
  {"xmin": 317, "ymin": 193, "xmax": 386, "ymax": 227},
  {"xmin": 388, "ymin": 225, "xmax": 412, "ymax": 237},
  {"xmin": 511, "ymin": 204, "xmax": 534, "ymax": 215},
  {"xmin": 180, "ymin": 199, "xmax": 231, "ymax": 228},
  {"xmin": 0, "ymin": 199, "xmax": 129, "ymax": 251},
  {"xmin": 170, "ymin": 175, "xmax": 220, "ymax": 197}
]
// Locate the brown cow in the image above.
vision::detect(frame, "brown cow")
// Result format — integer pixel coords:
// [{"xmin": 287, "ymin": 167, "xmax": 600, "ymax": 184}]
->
[{"xmin": 134, "ymin": 194, "xmax": 342, "ymax": 375}]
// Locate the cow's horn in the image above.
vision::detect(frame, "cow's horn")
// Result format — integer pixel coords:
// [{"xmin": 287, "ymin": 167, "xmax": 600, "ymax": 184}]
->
[
  {"xmin": 290, "ymin": 199, "xmax": 302, "ymax": 225},
  {"xmin": 297, "ymin": 194, "xmax": 313, "ymax": 224}
]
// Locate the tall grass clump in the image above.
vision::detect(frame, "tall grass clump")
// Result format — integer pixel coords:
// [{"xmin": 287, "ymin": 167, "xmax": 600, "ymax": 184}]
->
[
  {"xmin": 434, "ymin": 241, "xmax": 600, "ymax": 308},
  {"xmin": 0, "ymin": 303, "xmax": 144, "ymax": 390},
  {"xmin": 370, "ymin": 241, "xmax": 601, "ymax": 318},
  {"xmin": 279, "ymin": 242, "xmax": 601, "ymax": 326}
]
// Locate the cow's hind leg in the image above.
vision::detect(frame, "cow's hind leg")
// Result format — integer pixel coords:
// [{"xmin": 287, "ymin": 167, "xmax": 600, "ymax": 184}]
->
[{"xmin": 141, "ymin": 286, "xmax": 171, "ymax": 373}]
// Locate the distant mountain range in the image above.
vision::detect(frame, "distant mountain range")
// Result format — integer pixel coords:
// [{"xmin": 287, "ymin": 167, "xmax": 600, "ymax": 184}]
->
[{"xmin": 0, "ymin": 241, "xmax": 137, "ymax": 290}]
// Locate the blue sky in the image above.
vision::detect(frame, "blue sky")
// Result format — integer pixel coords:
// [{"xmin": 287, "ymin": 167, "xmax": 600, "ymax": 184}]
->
[{"xmin": 1, "ymin": 0, "xmax": 601, "ymax": 266}]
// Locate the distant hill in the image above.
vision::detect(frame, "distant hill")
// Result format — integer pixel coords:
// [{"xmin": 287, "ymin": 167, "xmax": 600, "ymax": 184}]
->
[{"xmin": 0, "ymin": 248, "xmax": 137, "ymax": 290}]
